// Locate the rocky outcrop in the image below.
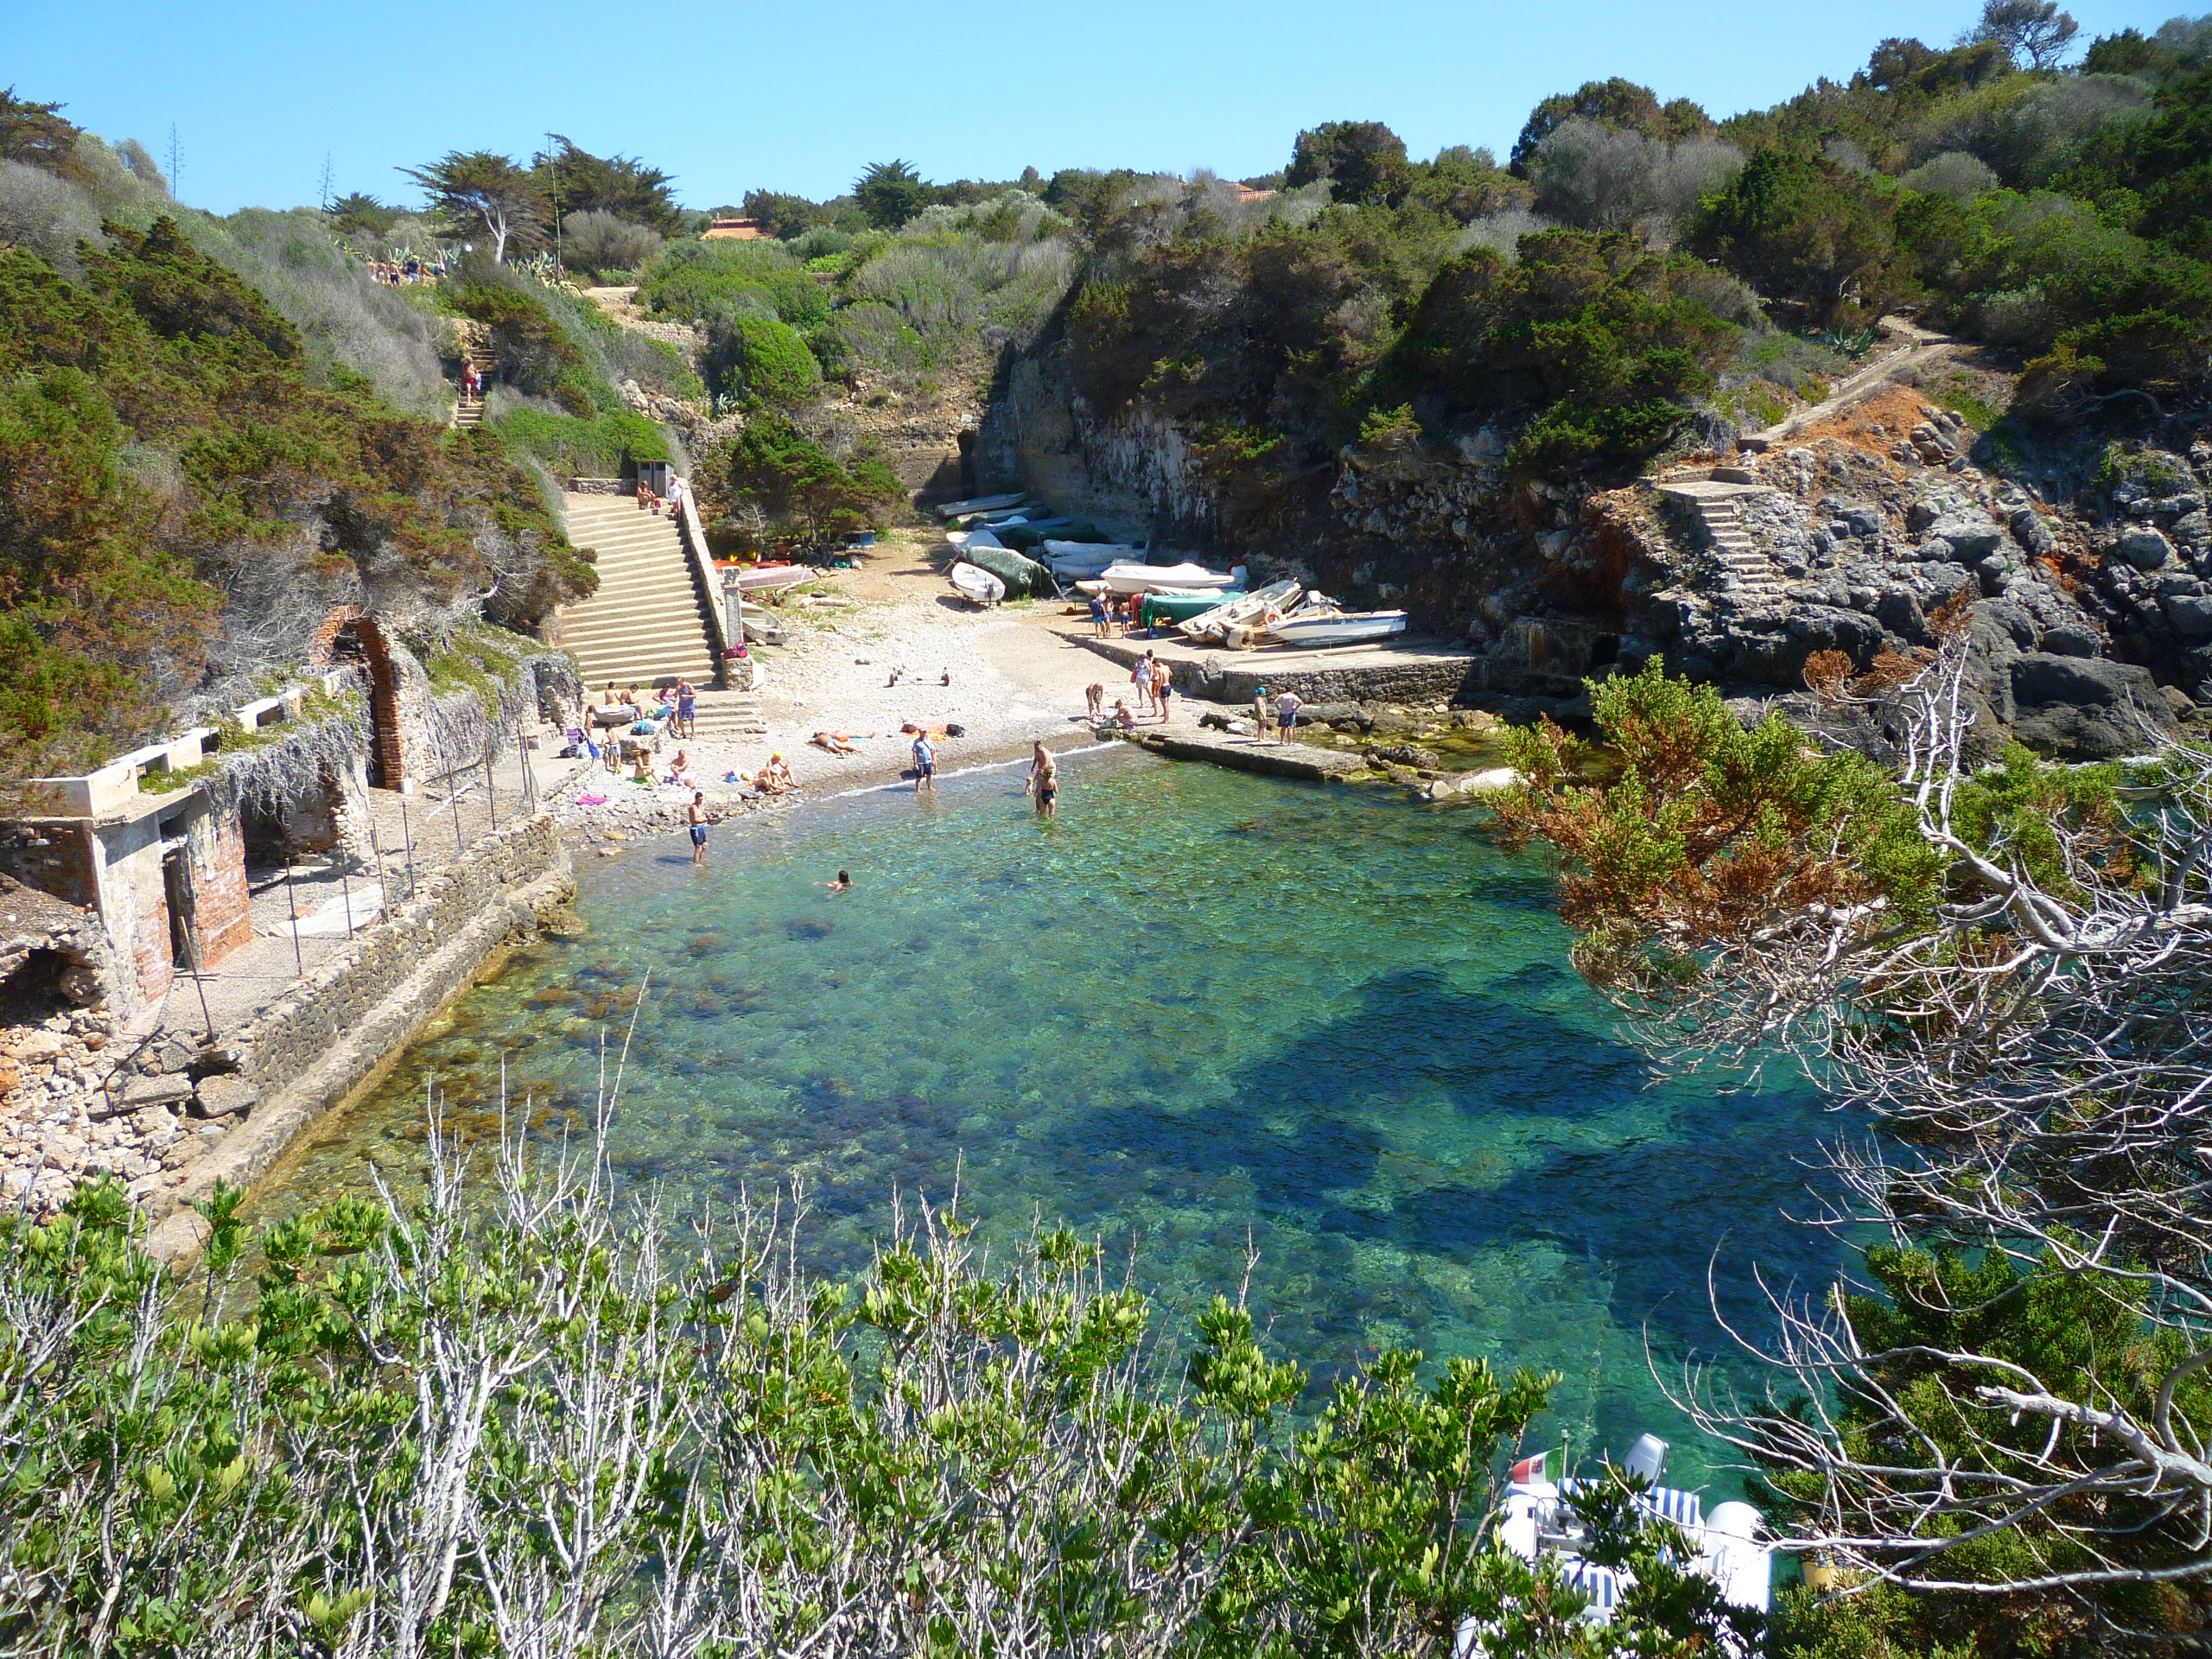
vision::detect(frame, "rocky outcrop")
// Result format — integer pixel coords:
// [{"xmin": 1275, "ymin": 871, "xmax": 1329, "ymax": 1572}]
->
[{"xmin": 980, "ymin": 338, "xmax": 2210, "ymax": 759}]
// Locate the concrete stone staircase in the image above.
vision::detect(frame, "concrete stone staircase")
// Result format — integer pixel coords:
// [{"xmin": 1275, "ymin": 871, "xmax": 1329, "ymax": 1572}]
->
[
  {"xmin": 557, "ymin": 493, "xmax": 722, "ymax": 689},
  {"xmin": 1693, "ymin": 497, "xmax": 1783, "ymax": 602},
  {"xmin": 689, "ymin": 689, "xmax": 766, "ymax": 740}
]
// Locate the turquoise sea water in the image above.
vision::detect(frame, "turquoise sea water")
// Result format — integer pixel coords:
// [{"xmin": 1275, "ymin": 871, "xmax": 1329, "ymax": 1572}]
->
[{"xmin": 253, "ymin": 746, "xmax": 1834, "ymax": 1491}]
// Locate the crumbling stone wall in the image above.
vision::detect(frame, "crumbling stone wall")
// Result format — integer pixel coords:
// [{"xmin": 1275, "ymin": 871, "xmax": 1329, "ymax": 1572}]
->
[{"xmin": 1, "ymin": 816, "xmax": 571, "ymax": 1230}]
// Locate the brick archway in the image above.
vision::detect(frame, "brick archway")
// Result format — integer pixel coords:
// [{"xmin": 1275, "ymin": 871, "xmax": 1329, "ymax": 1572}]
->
[{"xmin": 310, "ymin": 606, "xmax": 404, "ymax": 788}]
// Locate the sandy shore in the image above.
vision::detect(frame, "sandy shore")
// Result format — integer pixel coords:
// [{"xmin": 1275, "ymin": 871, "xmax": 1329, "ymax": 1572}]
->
[{"xmin": 540, "ymin": 533, "xmax": 1196, "ymax": 842}]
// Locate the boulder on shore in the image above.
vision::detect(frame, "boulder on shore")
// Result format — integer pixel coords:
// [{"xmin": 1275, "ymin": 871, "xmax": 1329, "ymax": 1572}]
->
[{"xmin": 2009, "ymin": 653, "xmax": 2177, "ymax": 760}]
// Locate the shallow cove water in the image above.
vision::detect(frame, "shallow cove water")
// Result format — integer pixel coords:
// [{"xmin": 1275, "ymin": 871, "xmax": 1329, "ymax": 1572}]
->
[{"xmin": 254, "ymin": 746, "xmax": 1835, "ymax": 1491}]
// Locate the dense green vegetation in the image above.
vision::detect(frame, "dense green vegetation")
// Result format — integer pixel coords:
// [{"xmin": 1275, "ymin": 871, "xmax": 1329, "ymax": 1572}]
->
[
  {"xmin": 0, "ymin": 1141, "xmax": 1759, "ymax": 1658},
  {"xmin": 0, "ymin": 211, "xmax": 586, "ymax": 780},
  {"xmin": 438, "ymin": 262, "xmax": 695, "ymax": 477},
  {"xmin": 715, "ymin": 412, "xmax": 901, "ymax": 548}
]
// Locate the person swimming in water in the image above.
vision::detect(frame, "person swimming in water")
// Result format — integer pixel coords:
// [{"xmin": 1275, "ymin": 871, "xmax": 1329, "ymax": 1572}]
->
[{"xmin": 816, "ymin": 870, "xmax": 852, "ymax": 893}]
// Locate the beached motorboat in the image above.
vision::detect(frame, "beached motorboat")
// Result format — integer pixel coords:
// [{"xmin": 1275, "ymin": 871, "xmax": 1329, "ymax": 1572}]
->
[
  {"xmin": 1179, "ymin": 577, "xmax": 1301, "ymax": 639},
  {"xmin": 950, "ymin": 563, "xmax": 1006, "ymax": 606},
  {"xmin": 1265, "ymin": 609, "xmax": 1408, "ymax": 647},
  {"xmin": 932, "ymin": 492, "xmax": 1026, "ymax": 519},
  {"xmin": 1099, "ymin": 561, "xmax": 1236, "ymax": 595},
  {"xmin": 728, "ymin": 563, "xmax": 809, "ymax": 592}
]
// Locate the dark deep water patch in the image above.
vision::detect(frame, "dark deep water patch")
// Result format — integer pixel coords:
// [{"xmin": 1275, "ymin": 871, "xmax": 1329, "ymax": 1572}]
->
[{"xmin": 252, "ymin": 747, "xmax": 1836, "ymax": 1492}]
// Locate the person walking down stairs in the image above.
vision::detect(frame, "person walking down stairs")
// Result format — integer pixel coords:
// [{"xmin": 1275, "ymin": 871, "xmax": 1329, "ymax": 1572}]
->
[{"xmin": 453, "ymin": 334, "xmax": 497, "ymax": 430}]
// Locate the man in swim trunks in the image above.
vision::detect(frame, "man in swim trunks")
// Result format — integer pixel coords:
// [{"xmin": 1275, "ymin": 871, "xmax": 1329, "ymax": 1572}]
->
[
  {"xmin": 1277, "ymin": 689, "xmax": 1304, "ymax": 744},
  {"xmin": 912, "ymin": 729, "xmax": 936, "ymax": 792},
  {"xmin": 1026, "ymin": 741, "xmax": 1058, "ymax": 818},
  {"xmin": 688, "ymin": 791, "xmax": 709, "ymax": 864},
  {"xmin": 674, "ymin": 678, "xmax": 696, "ymax": 738}
]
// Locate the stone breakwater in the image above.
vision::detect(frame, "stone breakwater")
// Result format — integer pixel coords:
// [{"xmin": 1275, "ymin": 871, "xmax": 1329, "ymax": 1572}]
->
[{"xmin": 0, "ymin": 815, "xmax": 570, "ymax": 1262}]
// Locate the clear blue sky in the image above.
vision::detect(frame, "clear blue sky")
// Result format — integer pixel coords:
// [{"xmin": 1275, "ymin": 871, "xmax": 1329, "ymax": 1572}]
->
[{"xmin": 11, "ymin": 0, "xmax": 2190, "ymax": 215}]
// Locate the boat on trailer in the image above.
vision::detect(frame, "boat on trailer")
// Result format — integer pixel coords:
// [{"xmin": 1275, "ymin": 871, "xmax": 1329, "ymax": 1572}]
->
[
  {"xmin": 931, "ymin": 492, "xmax": 1027, "ymax": 519},
  {"xmin": 728, "ymin": 563, "xmax": 810, "ymax": 593},
  {"xmin": 1044, "ymin": 542, "xmax": 1144, "ymax": 579}
]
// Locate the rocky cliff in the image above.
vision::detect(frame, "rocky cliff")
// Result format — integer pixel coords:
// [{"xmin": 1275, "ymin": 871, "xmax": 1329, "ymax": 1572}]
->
[{"xmin": 978, "ymin": 334, "xmax": 2211, "ymax": 760}]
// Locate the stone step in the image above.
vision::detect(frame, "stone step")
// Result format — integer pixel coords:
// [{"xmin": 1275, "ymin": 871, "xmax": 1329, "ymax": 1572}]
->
[{"xmin": 556, "ymin": 486, "xmax": 717, "ymax": 685}]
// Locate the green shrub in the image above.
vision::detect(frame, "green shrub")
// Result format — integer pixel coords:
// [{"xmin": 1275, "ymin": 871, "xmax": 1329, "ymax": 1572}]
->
[
  {"xmin": 487, "ymin": 404, "xmax": 669, "ymax": 476},
  {"xmin": 714, "ymin": 411, "xmax": 900, "ymax": 543},
  {"xmin": 711, "ymin": 314, "xmax": 821, "ymax": 406},
  {"xmin": 444, "ymin": 270, "xmax": 595, "ymax": 411},
  {"xmin": 1686, "ymin": 149, "xmax": 1898, "ymax": 322},
  {"xmin": 1385, "ymin": 231, "xmax": 1739, "ymax": 470},
  {"xmin": 637, "ymin": 238, "xmax": 829, "ymax": 329}
]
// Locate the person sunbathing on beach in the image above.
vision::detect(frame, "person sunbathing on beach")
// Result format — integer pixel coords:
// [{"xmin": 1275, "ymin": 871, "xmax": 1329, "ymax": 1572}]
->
[
  {"xmin": 666, "ymin": 749, "xmax": 696, "ymax": 788},
  {"xmin": 812, "ymin": 731, "xmax": 860, "ymax": 756},
  {"xmin": 757, "ymin": 754, "xmax": 796, "ymax": 793}
]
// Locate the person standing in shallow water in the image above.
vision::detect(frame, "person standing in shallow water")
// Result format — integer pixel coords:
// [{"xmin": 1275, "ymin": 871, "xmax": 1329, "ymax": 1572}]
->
[
  {"xmin": 688, "ymin": 791, "xmax": 709, "ymax": 865},
  {"xmin": 1026, "ymin": 741, "xmax": 1058, "ymax": 819},
  {"xmin": 912, "ymin": 729, "xmax": 936, "ymax": 793}
]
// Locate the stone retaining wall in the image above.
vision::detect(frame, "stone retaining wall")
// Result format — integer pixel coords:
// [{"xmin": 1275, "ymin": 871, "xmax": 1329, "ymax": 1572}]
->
[{"xmin": 148, "ymin": 815, "xmax": 574, "ymax": 1265}]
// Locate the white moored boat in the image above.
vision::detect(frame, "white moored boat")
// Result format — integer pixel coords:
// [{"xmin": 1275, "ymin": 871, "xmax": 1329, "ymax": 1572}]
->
[
  {"xmin": 1456, "ymin": 1433, "xmax": 1770, "ymax": 1655},
  {"xmin": 728, "ymin": 563, "xmax": 810, "ymax": 593},
  {"xmin": 1099, "ymin": 561, "xmax": 1236, "ymax": 595},
  {"xmin": 1180, "ymin": 578, "xmax": 1301, "ymax": 639},
  {"xmin": 1266, "ymin": 609, "xmax": 1408, "ymax": 648},
  {"xmin": 950, "ymin": 563, "xmax": 1007, "ymax": 606}
]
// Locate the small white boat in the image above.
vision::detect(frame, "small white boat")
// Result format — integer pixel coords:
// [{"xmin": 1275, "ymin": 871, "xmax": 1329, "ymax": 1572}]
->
[
  {"xmin": 950, "ymin": 563, "xmax": 1006, "ymax": 606},
  {"xmin": 728, "ymin": 563, "xmax": 809, "ymax": 592},
  {"xmin": 961, "ymin": 525, "xmax": 1007, "ymax": 551},
  {"xmin": 933, "ymin": 492, "xmax": 1026, "ymax": 519},
  {"xmin": 1266, "ymin": 609, "xmax": 1408, "ymax": 648},
  {"xmin": 1456, "ymin": 1433, "xmax": 1769, "ymax": 1656},
  {"xmin": 1099, "ymin": 561, "xmax": 1236, "ymax": 595},
  {"xmin": 1180, "ymin": 577, "xmax": 1301, "ymax": 639}
]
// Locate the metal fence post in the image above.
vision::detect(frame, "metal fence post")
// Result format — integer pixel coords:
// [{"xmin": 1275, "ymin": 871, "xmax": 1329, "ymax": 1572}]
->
[{"xmin": 282, "ymin": 851, "xmax": 305, "ymax": 976}]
